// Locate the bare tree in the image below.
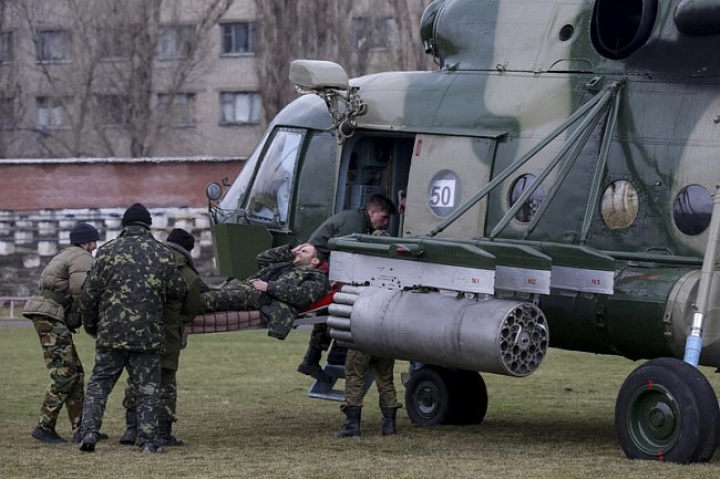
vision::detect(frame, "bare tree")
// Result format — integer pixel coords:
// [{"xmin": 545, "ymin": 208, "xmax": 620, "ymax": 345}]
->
[
  {"xmin": 4, "ymin": 0, "xmax": 235, "ymax": 158},
  {"xmin": 253, "ymin": 0, "xmax": 435, "ymax": 125}
]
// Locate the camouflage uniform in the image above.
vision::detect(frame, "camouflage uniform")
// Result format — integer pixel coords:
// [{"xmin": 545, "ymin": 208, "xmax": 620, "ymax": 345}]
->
[
  {"xmin": 22, "ymin": 246, "xmax": 93, "ymax": 436},
  {"xmin": 79, "ymin": 225, "xmax": 184, "ymax": 446},
  {"xmin": 202, "ymin": 244, "xmax": 330, "ymax": 339},
  {"xmin": 307, "ymin": 209, "xmax": 373, "ymax": 350},
  {"xmin": 343, "ymin": 349, "xmax": 400, "ymax": 409},
  {"xmin": 123, "ymin": 242, "xmax": 204, "ymax": 424}
]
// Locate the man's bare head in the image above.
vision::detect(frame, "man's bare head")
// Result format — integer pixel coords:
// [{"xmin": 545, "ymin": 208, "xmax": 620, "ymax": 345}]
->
[{"xmin": 293, "ymin": 243, "xmax": 321, "ymax": 268}]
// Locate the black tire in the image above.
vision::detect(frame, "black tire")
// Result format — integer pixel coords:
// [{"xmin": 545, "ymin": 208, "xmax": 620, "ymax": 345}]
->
[
  {"xmin": 447, "ymin": 370, "xmax": 488, "ymax": 425},
  {"xmin": 405, "ymin": 367, "xmax": 452, "ymax": 426},
  {"xmin": 615, "ymin": 357, "xmax": 719, "ymax": 463}
]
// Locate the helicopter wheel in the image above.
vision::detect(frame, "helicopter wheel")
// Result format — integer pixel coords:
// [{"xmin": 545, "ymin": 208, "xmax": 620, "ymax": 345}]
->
[
  {"xmin": 446, "ymin": 370, "xmax": 488, "ymax": 425},
  {"xmin": 615, "ymin": 357, "xmax": 719, "ymax": 463},
  {"xmin": 405, "ymin": 367, "xmax": 452, "ymax": 426}
]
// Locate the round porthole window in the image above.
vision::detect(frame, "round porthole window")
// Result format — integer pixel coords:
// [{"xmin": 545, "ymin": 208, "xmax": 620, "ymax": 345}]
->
[
  {"xmin": 600, "ymin": 180, "xmax": 639, "ymax": 230},
  {"xmin": 673, "ymin": 185, "xmax": 712, "ymax": 236},
  {"xmin": 509, "ymin": 174, "xmax": 546, "ymax": 223}
]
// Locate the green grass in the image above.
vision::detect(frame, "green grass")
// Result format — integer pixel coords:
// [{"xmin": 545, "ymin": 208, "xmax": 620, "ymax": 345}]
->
[{"xmin": 2, "ymin": 325, "xmax": 720, "ymax": 479}]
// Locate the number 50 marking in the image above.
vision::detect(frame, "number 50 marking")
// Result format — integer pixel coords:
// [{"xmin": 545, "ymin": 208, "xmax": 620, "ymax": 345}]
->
[{"xmin": 429, "ymin": 179, "xmax": 456, "ymax": 208}]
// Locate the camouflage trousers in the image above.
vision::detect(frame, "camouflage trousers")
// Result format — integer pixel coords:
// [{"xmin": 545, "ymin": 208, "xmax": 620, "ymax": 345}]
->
[
  {"xmin": 308, "ymin": 323, "xmax": 332, "ymax": 350},
  {"xmin": 81, "ymin": 347, "xmax": 160, "ymax": 444},
  {"xmin": 30, "ymin": 316, "xmax": 85, "ymax": 432},
  {"xmin": 203, "ymin": 283, "xmax": 297, "ymax": 340},
  {"xmin": 343, "ymin": 349, "xmax": 400, "ymax": 409},
  {"xmin": 123, "ymin": 367, "xmax": 179, "ymax": 422}
]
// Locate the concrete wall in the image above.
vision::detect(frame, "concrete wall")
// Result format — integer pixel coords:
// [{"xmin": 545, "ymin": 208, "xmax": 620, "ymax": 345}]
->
[
  {"xmin": 0, "ymin": 207, "xmax": 225, "ymax": 297},
  {"xmin": 0, "ymin": 158, "xmax": 247, "ymax": 296}
]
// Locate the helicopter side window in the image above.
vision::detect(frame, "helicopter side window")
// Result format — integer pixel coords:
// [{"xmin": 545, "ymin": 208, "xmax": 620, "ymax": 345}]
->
[
  {"xmin": 673, "ymin": 184, "xmax": 712, "ymax": 236},
  {"xmin": 600, "ymin": 180, "xmax": 639, "ymax": 230},
  {"xmin": 508, "ymin": 174, "xmax": 546, "ymax": 223},
  {"xmin": 245, "ymin": 129, "xmax": 303, "ymax": 225}
]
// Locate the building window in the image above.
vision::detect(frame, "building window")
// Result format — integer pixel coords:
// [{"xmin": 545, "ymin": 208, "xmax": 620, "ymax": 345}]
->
[
  {"xmin": 157, "ymin": 25, "xmax": 195, "ymax": 60},
  {"xmin": 220, "ymin": 92, "xmax": 262, "ymax": 125},
  {"xmin": 352, "ymin": 17, "xmax": 396, "ymax": 51},
  {"xmin": 220, "ymin": 22, "xmax": 255, "ymax": 55},
  {"xmin": 0, "ymin": 32, "xmax": 14, "ymax": 63},
  {"xmin": 99, "ymin": 29, "xmax": 132, "ymax": 60},
  {"xmin": 96, "ymin": 94, "xmax": 132, "ymax": 127},
  {"xmin": 0, "ymin": 98, "xmax": 16, "ymax": 129},
  {"xmin": 157, "ymin": 93, "xmax": 195, "ymax": 127},
  {"xmin": 36, "ymin": 30, "xmax": 71, "ymax": 63},
  {"xmin": 36, "ymin": 96, "xmax": 69, "ymax": 130}
]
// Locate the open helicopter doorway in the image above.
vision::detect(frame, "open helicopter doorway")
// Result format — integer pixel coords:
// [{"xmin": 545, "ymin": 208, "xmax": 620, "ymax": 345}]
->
[{"xmin": 336, "ymin": 134, "xmax": 414, "ymax": 236}]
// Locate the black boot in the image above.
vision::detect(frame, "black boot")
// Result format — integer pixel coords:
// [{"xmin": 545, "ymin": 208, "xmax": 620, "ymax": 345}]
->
[
  {"xmin": 119, "ymin": 408, "xmax": 137, "ymax": 445},
  {"xmin": 335, "ymin": 406, "xmax": 361, "ymax": 438},
  {"xmin": 79, "ymin": 432, "xmax": 101, "ymax": 453},
  {"xmin": 297, "ymin": 346, "xmax": 331, "ymax": 382},
  {"xmin": 155, "ymin": 417, "xmax": 185, "ymax": 447},
  {"xmin": 381, "ymin": 407, "xmax": 398, "ymax": 436},
  {"xmin": 31, "ymin": 425, "xmax": 67, "ymax": 444}
]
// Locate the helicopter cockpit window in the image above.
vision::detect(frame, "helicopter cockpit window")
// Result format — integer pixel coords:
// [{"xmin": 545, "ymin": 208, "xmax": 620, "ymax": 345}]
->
[
  {"xmin": 673, "ymin": 184, "xmax": 712, "ymax": 236},
  {"xmin": 600, "ymin": 180, "xmax": 639, "ymax": 230},
  {"xmin": 245, "ymin": 129, "xmax": 303, "ymax": 225},
  {"xmin": 590, "ymin": 0, "xmax": 658, "ymax": 60},
  {"xmin": 509, "ymin": 174, "xmax": 546, "ymax": 223}
]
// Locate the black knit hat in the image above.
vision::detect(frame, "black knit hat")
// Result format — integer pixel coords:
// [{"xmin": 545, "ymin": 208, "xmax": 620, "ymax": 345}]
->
[
  {"xmin": 122, "ymin": 203, "xmax": 152, "ymax": 227},
  {"xmin": 69, "ymin": 222, "xmax": 100, "ymax": 245},
  {"xmin": 167, "ymin": 228, "xmax": 195, "ymax": 252}
]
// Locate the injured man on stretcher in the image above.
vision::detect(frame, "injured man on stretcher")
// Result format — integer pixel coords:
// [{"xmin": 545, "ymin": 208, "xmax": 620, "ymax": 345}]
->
[{"xmin": 194, "ymin": 243, "xmax": 331, "ymax": 340}]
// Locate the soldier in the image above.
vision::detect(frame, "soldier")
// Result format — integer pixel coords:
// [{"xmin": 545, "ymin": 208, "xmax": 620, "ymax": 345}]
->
[
  {"xmin": 335, "ymin": 350, "xmax": 401, "ymax": 438},
  {"xmin": 120, "ymin": 228, "xmax": 204, "ymax": 447},
  {"xmin": 297, "ymin": 194, "xmax": 396, "ymax": 381},
  {"xmin": 202, "ymin": 243, "xmax": 330, "ymax": 340},
  {"xmin": 77, "ymin": 203, "xmax": 184, "ymax": 454},
  {"xmin": 24, "ymin": 222, "xmax": 100, "ymax": 443}
]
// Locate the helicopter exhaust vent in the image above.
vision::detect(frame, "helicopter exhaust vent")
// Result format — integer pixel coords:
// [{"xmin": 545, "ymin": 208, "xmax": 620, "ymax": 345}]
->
[{"xmin": 329, "ymin": 287, "xmax": 549, "ymax": 377}]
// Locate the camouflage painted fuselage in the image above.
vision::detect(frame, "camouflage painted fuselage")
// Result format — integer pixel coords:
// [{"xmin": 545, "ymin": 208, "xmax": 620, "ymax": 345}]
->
[{"xmin": 213, "ymin": 0, "xmax": 720, "ymax": 366}]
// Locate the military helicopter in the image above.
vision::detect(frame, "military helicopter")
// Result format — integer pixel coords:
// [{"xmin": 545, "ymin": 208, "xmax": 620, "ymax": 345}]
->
[{"xmin": 204, "ymin": 0, "xmax": 720, "ymax": 463}]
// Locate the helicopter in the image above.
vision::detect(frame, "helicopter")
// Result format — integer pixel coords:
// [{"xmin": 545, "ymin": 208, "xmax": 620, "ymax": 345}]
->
[{"xmin": 202, "ymin": 0, "xmax": 720, "ymax": 463}]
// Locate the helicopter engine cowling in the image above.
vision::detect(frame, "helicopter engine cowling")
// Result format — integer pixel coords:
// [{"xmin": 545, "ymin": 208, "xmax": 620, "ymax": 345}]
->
[{"xmin": 327, "ymin": 286, "xmax": 549, "ymax": 377}]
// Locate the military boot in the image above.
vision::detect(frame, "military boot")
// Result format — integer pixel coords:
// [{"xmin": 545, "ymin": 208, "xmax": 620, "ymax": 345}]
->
[
  {"xmin": 381, "ymin": 407, "xmax": 398, "ymax": 436},
  {"xmin": 79, "ymin": 432, "xmax": 101, "ymax": 453},
  {"xmin": 119, "ymin": 408, "xmax": 137, "ymax": 445},
  {"xmin": 297, "ymin": 346, "xmax": 331, "ymax": 382},
  {"xmin": 140, "ymin": 441, "xmax": 165, "ymax": 454},
  {"xmin": 31, "ymin": 425, "xmax": 67, "ymax": 444},
  {"xmin": 155, "ymin": 417, "xmax": 185, "ymax": 447},
  {"xmin": 334, "ymin": 406, "xmax": 361, "ymax": 438}
]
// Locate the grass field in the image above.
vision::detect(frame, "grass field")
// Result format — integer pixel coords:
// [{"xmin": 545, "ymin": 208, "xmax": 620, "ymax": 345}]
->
[{"xmin": 2, "ymin": 324, "xmax": 720, "ymax": 479}]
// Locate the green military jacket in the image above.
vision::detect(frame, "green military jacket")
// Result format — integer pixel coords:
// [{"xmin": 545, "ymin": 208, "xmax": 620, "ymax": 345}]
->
[
  {"xmin": 161, "ymin": 243, "xmax": 203, "ymax": 370},
  {"xmin": 79, "ymin": 225, "xmax": 184, "ymax": 353},
  {"xmin": 22, "ymin": 246, "xmax": 94, "ymax": 329},
  {"xmin": 250, "ymin": 244, "xmax": 330, "ymax": 312},
  {"xmin": 308, "ymin": 209, "xmax": 373, "ymax": 257}
]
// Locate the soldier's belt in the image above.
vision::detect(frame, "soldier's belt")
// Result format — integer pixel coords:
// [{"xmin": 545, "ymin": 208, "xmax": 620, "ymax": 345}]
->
[{"xmin": 40, "ymin": 289, "xmax": 71, "ymax": 308}]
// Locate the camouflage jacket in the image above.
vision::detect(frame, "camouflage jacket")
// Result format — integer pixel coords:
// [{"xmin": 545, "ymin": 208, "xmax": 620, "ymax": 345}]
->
[
  {"xmin": 161, "ymin": 243, "xmax": 204, "ymax": 369},
  {"xmin": 22, "ymin": 246, "xmax": 94, "ymax": 328},
  {"xmin": 308, "ymin": 209, "xmax": 373, "ymax": 257},
  {"xmin": 79, "ymin": 225, "xmax": 185, "ymax": 353},
  {"xmin": 249, "ymin": 244, "xmax": 330, "ymax": 312}
]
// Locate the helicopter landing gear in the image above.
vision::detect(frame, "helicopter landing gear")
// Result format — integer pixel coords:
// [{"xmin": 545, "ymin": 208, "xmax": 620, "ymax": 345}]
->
[
  {"xmin": 615, "ymin": 357, "xmax": 719, "ymax": 463},
  {"xmin": 404, "ymin": 366, "xmax": 488, "ymax": 426}
]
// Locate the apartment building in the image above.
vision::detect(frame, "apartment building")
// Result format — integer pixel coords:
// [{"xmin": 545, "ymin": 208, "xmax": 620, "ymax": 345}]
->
[
  {"xmin": 0, "ymin": 1, "xmax": 264, "ymax": 159},
  {"xmin": 0, "ymin": 0, "xmax": 431, "ymax": 160}
]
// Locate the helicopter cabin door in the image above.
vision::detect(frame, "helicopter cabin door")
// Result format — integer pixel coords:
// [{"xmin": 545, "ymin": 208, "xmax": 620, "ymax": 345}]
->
[{"xmin": 402, "ymin": 134, "xmax": 498, "ymax": 239}]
